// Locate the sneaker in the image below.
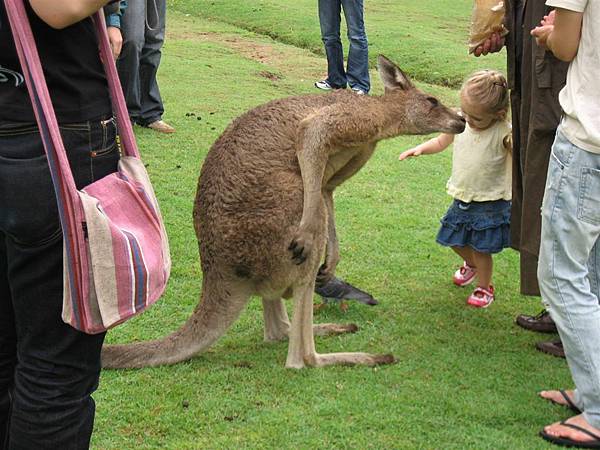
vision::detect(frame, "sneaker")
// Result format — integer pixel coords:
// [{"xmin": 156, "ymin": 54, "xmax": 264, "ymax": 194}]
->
[
  {"xmin": 453, "ymin": 262, "xmax": 477, "ymax": 287},
  {"xmin": 351, "ymin": 87, "xmax": 366, "ymax": 95},
  {"xmin": 314, "ymin": 80, "xmax": 334, "ymax": 91},
  {"xmin": 146, "ymin": 119, "xmax": 176, "ymax": 134},
  {"xmin": 467, "ymin": 285, "xmax": 495, "ymax": 308}
]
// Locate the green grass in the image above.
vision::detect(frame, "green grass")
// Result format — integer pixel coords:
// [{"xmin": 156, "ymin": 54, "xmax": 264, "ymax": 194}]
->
[
  {"xmin": 92, "ymin": 5, "xmax": 569, "ymax": 449},
  {"xmin": 168, "ymin": 0, "xmax": 506, "ymax": 88}
]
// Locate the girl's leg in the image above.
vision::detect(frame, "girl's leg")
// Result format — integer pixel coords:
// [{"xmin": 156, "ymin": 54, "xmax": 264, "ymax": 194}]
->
[
  {"xmin": 451, "ymin": 246, "xmax": 475, "ymax": 267},
  {"xmin": 472, "ymin": 250, "xmax": 493, "ymax": 288}
]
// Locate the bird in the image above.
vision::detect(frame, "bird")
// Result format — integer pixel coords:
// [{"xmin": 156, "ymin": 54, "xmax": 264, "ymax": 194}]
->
[{"xmin": 314, "ymin": 275, "xmax": 378, "ymax": 311}]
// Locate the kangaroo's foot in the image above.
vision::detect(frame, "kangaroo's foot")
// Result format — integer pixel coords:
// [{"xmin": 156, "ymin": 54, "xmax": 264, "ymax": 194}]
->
[
  {"xmin": 305, "ymin": 352, "xmax": 395, "ymax": 368},
  {"xmin": 285, "ymin": 282, "xmax": 393, "ymax": 369},
  {"xmin": 313, "ymin": 323, "xmax": 358, "ymax": 336}
]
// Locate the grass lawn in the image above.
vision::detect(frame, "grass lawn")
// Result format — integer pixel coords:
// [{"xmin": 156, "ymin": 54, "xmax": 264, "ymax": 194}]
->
[{"xmin": 93, "ymin": 3, "xmax": 568, "ymax": 449}]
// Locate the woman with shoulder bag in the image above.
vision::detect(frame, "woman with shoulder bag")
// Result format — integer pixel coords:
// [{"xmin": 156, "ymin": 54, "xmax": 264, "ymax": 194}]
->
[{"xmin": 0, "ymin": 1, "xmax": 121, "ymax": 448}]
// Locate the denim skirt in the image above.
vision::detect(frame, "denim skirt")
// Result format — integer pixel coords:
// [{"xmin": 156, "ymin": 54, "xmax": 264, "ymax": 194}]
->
[{"xmin": 436, "ymin": 199, "xmax": 511, "ymax": 254}]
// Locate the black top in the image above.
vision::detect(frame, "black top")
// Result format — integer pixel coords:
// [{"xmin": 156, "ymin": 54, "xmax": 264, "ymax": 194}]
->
[{"xmin": 0, "ymin": 3, "xmax": 111, "ymax": 123}]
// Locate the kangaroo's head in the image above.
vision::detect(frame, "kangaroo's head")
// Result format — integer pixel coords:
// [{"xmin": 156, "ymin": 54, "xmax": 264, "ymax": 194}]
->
[{"xmin": 377, "ymin": 55, "xmax": 466, "ymax": 136}]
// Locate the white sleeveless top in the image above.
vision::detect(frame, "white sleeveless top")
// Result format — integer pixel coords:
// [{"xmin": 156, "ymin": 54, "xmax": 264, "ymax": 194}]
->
[{"xmin": 446, "ymin": 121, "xmax": 512, "ymax": 202}]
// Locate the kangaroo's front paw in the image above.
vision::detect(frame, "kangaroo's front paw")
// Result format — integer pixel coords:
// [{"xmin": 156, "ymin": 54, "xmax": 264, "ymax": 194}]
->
[{"xmin": 289, "ymin": 229, "xmax": 314, "ymax": 265}]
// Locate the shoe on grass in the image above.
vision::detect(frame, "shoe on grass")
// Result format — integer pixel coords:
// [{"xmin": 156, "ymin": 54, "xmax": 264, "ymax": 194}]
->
[
  {"xmin": 536, "ymin": 339, "xmax": 565, "ymax": 358},
  {"xmin": 539, "ymin": 389, "xmax": 582, "ymax": 414},
  {"xmin": 467, "ymin": 285, "xmax": 494, "ymax": 308},
  {"xmin": 516, "ymin": 309, "xmax": 557, "ymax": 333},
  {"xmin": 147, "ymin": 119, "xmax": 176, "ymax": 134},
  {"xmin": 539, "ymin": 417, "xmax": 600, "ymax": 448},
  {"xmin": 314, "ymin": 79, "xmax": 334, "ymax": 91},
  {"xmin": 453, "ymin": 261, "xmax": 476, "ymax": 287},
  {"xmin": 351, "ymin": 87, "xmax": 366, "ymax": 95}
]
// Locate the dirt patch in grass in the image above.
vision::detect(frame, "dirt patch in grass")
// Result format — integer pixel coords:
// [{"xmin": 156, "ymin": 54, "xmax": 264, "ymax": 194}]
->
[
  {"xmin": 257, "ymin": 70, "xmax": 282, "ymax": 81},
  {"xmin": 168, "ymin": 27, "xmax": 326, "ymax": 82}
]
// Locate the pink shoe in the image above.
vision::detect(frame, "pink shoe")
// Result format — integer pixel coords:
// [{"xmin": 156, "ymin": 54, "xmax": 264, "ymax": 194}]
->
[
  {"xmin": 453, "ymin": 262, "xmax": 477, "ymax": 287},
  {"xmin": 467, "ymin": 286, "xmax": 495, "ymax": 308}
]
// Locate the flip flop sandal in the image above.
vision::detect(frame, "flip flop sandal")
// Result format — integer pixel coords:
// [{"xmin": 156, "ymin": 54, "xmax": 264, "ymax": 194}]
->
[
  {"xmin": 545, "ymin": 389, "xmax": 583, "ymax": 414},
  {"xmin": 540, "ymin": 419, "xmax": 600, "ymax": 448}
]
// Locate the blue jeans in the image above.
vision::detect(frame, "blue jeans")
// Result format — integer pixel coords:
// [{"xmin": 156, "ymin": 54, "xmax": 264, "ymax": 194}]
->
[
  {"xmin": 118, "ymin": 0, "xmax": 166, "ymax": 126},
  {"xmin": 318, "ymin": 0, "xmax": 370, "ymax": 92},
  {"xmin": 0, "ymin": 118, "xmax": 119, "ymax": 449},
  {"xmin": 538, "ymin": 128, "xmax": 600, "ymax": 427}
]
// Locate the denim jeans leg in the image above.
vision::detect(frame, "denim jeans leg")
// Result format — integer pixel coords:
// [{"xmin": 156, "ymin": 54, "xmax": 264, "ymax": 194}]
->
[
  {"xmin": 0, "ymin": 120, "xmax": 118, "ymax": 449},
  {"xmin": 118, "ymin": 0, "xmax": 147, "ymax": 122},
  {"xmin": 341, "ymin": 0, "xmax": 370, "ymax": 92},
  {"xmin": 138, "ymin": 0, "xmax": 166, "ymax": 125},
  {"xmin": 538, "ymin": 129, "xmax": 600, "ymax": 428},
  {"xmin": 0, "ymin": 233, "xmax": 16, "ymax": 450},
  {"xmin": 318, "ymin": 0, "xmax": 347, "ymax": 88}
]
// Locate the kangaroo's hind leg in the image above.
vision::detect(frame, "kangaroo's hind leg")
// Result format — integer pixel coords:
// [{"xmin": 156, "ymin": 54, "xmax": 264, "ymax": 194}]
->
[
  {"xmin": 263, "ymin": 297, "xmax": 357, "ymax": 342},
  {"xmin": 285, "ymin": 282, "xmax": 394, "ymax": 369},
  {"xmin": 262, "ymin": 297, "xmax": 291, "ymax": 342}
]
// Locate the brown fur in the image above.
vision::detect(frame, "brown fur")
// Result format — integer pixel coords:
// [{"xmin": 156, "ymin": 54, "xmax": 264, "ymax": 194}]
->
[{"xmin": 102, "ymin": 55, "xmax": 465, "ymax": 369}]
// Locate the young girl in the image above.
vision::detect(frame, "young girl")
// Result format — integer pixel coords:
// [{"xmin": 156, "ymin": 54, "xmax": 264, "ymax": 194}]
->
[{"xmin": 399, "ymin": 70, "xmax": 512, "ymax": 308}]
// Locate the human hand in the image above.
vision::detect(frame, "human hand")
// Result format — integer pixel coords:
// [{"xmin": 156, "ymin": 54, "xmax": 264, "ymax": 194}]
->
[
  {"xmin": 542, "ymin": 10, "xmax": 556, "ymax": 26},
  {"xmin": 107, "ymin": 26, "xmax": 123, "ymax": 60},
  {"xmin": 531, "ymin": 9, "xmax": 556, "ymax": 48},
  {"xmin": 473, "ymin": 32, "xmax": 505, "ymax": 57},
  {"xmin": 531, "ymin": 24, "xmax": 553, "ymax": 49},
  {"xmin": 398, "ymin": 147, "xmax": 423, "ymax": 160}
]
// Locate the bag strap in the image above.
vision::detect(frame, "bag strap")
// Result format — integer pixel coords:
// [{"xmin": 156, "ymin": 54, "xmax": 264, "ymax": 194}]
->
[
  {"xmin": 92, "ymin": 11, "xmax": 140, "ymax": 158},
  {"xmin": 4, "ymin": 0, "xmax": 143, "ymax": 313}
]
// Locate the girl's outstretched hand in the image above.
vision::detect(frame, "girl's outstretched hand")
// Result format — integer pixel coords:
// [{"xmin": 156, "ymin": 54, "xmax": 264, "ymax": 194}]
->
[{"xmin": 398, "ymin": 147, "xmax": 423, "ymax": 160}]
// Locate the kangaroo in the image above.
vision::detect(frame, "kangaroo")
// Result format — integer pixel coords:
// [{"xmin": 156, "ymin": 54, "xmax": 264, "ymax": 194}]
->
[{"xmin": 102, "ymin": 55, "xmax": 466, "ymax": 369}]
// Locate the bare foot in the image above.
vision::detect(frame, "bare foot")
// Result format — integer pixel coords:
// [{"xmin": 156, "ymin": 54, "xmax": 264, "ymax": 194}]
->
[
  {"xmin": 542, "ymin": 414, "xmax": 600, "ymax": 445},
  {"xmin": 539, "ymin": 389, "xmax": 580, "ymax": 412}
]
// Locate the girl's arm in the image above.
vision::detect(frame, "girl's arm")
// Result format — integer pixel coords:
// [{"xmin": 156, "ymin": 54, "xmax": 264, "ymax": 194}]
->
[
  {"xmin": 531, "ymin": 8, "xmax": 583, "ymax": 62},
  {"xmin": 29, "ymin": 0, "xmax": 114, "ymax": 29},
  {"xmin": 398, "ymin": 133, "xmax": 455, "ymax": 160}
]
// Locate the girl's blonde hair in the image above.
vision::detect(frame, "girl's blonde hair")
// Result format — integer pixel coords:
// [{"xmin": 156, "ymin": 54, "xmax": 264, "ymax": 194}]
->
[{"xmin": 461, "ymin": 70, "xmax": 509, "ymax": 116}]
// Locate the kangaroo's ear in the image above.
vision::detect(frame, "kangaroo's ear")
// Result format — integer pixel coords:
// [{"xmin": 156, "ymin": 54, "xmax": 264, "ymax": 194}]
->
[{"xmin": 377, "ymin": 55, "xmax": 414, "ymax": 91}]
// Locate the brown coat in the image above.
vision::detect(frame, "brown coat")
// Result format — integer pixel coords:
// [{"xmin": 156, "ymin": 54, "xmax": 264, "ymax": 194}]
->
[{"xmin": 505, "ymin": 0, "xmax": 568, "ymax": 295}]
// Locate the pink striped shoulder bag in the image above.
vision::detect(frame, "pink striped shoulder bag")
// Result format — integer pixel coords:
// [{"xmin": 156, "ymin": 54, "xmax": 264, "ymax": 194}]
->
[{"xmin": 5, "ymin": 0, "xmax": 171, "ymax": 334}]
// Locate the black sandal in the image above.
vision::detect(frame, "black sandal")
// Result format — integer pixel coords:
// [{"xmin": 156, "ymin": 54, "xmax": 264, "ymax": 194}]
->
[
  {"xmin": 540, "ymin": 419, "xmax": 600, "ymax": 448},
  {"xmin": 546, "ymin": 390, "xmax": 583, "ymax": 414}
]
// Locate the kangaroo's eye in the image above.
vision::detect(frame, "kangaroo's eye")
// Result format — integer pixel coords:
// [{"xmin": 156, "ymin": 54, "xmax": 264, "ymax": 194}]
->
[{"xmin": 427, "ymin": 97, "xmax": 439, "ymax": 107}]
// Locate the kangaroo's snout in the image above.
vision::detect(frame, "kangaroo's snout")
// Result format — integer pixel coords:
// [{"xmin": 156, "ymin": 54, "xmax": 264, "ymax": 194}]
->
[{"xmin": 448, "ymin": 115, "xmax": 466, "ymax": 134}]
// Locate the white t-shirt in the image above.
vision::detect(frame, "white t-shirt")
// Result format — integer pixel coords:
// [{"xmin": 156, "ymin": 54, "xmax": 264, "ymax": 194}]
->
[
  {"xmin": 447, "ymin": 121, "xmax": 512, "ymax": 202},
  {"xmin": 546, "ymin": 0, "xmax": 600, "ymax": 153}
]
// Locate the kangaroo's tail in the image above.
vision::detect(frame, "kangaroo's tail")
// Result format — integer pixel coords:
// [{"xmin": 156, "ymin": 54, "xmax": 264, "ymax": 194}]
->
[{"xmin": 101, "ymin": 276, "xmax": 250, "ymax": 369}]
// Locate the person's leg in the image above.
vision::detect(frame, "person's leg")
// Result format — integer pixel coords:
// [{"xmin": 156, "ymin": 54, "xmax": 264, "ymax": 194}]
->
[
  {"xmin": 318, "ymin": 0, "xmax": 347, "ymax": 88},
  {"xmin": 538, "ymin": 130, "xmax": 600, "ymax": 431},
  {"xmin": 117, "ymin": 0, "xmax": 147, "ymax": 123},
  {"xmin": 341, "ymin": 0, "xmax": 370, "ymax": 93},
  {"xmin": 137, "ymin": 0, "xmax": 167, "ymax": 126},
  {"xmin": 471, "ymin": 251, "xmax": 492, "ymax": 288},
  {"xmin": 451, "ymin": 246, "xmax": 475, "ymax": 267},
  {"xmin": 0, "ymin": 232, "xmax": 16, "ymax": 450},
  {"xmin": 0, "ymin": 120, "xmax": 118, "ymax": 448},
  {"xmin": 7, "ymin": 235, "xmax": 106, "ymax": 450}
]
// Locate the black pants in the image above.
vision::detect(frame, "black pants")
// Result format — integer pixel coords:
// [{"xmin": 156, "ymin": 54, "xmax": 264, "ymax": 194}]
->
[{"xmin": 0, "ymin": 118, "xmax": 119, "ymax": 449}]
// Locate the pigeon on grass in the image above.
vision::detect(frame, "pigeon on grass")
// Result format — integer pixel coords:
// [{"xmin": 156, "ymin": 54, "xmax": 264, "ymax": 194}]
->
[{"xmin": 314, "ymin": 275, "xmax": 378, "ymax": 311}]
